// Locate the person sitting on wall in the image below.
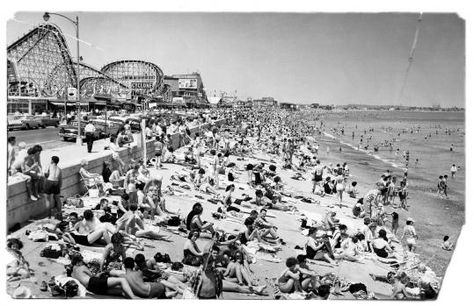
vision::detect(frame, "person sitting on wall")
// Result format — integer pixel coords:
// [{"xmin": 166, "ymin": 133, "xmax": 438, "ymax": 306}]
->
[{"xmin": 117, "ymin": 126, "xmax": 134, "ymax": 148}]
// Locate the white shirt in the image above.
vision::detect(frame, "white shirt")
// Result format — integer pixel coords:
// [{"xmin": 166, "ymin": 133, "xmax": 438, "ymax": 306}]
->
[
  {"xmin": 12, "ymin": 149, "xmax": 28, "ymax": 170},
  {"xmin": 84, "ymin": 123, "xmax": 96, "ymax": 133}
]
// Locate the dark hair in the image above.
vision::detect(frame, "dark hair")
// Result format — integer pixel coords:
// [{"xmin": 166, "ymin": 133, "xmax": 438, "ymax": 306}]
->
[
  {"xmin": 27, "ymin": 147, "xmax": 36, "ymax": 155},
  {"xmin": 83, "ymin": 209, "xmax": 94, "ymax": 221},
  {"xmin": 188, "ymin": 230, "xmax": 200, "ymax": 240},
  {"xmin": 134, "ymin": 253, "xmax": 146, "ymax": 264},
  {"xmin": 255, "ymin": 189, "xmax": 263, "ymax": 197},
  {"xmin": 70, "ymin": 253, "xmax": 84, "ymax": 266},
  {"xmin": 198, "ymin": 168, "xmax": 205, "ymax": 175},
  {"xmin": 363, "ymin": 217, "xmax": 371, "ymax": 225},
  {"xmin": 100, "ymin": 198, "xmax": 109, "ymax": 205},
  {"xmin": 32, "ymin": 144, "xmax": 43, "ymax": 152},
  {"xmin": 8, "ymin": 136, "xmax": 16, "ymax": 143},
  {"xmin": 339, "ymin": 224, "xmax": 348, "ymax": 231},
  {"xmin": 260, "ymin": 208, "xmax": 267, "ymax": 213},
  {"xmin": 244, "ymin": 217, "xmax": 254, "ymax": 226},
  {"xmin": 171, "ymin": 262, "xmax": 184, "ymax": 271},
  {"xmin": 7, "ymin": 238, "xmax": 23, "ymax": 250},
  {"xmin": 51, "ymin": 156, "xmax": 60, "ymax": 164},
  {"xmin": 111, "ymin": 232, "xmax": 124, "ymax": 245},
  {"xmin": 130, "ymin": 204, "xmax": 138, "ymax": 211},
  {"xmin": 124, "ymin": 257, "xmax": 135, "ymax": 269},
  {"xmin": 317, "ymin": 284, "xmax": 331, "ymax": 298},
  {"xmin": 57, "ymin": 221, "xmax": 69, "ymax": 231},
  {"xmin": 378, "ymin": 229, "xmax": 388, "ymax": 241},
  {"xmin": 351, "ymin": 181, "xmax": 357, "ymax": 187},
  {"xmin": 225, "ymin": 184, "xmax": 235, "ymax": 192},
  {"xmin": 186, "ymin": 203, "xmax": 203, "ymax": 230},
  {"xmin": 285, "ymin": 257, "xmax": 298, "ymax": 268},
  {"xmin": 296, "ymin": 254, "xmax": 307, "ymax": 264},
  {"xmin": 356, "ymin": 233, "xmax": 365, "ymax": 241},
  {"xmin": 69, "ymin": 212, "xmax": 78, "ymax": 219}
]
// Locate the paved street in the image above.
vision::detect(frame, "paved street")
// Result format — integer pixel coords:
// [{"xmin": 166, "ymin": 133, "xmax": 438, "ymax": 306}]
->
[{"xmin": 8, "ymin": 126, "xmax": 73, "ymax": 151}]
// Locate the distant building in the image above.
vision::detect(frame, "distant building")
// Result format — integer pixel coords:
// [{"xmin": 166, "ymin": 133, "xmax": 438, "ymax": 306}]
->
[
  {"xmin": 163, "ymin": 76, "xmax": 180, "ymax": 99},
  {"xmin": 171, "ymin": 72, "xmax": 208, "ymax": 105},
  {"xmin": 279, "ymin": 102, "xmax": 298, "ymax": 110},
  {"xmin": 252, "ymin": 97, "xmax": 277, "ymax": 108}
]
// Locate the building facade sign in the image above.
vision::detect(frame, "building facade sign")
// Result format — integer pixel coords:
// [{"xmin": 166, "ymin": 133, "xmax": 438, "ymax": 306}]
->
[{"xmin": 178, "ymin": 78, "xmax": 197, "ymax": 89}]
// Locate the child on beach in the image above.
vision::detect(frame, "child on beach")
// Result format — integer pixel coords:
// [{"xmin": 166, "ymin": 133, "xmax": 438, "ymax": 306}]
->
[
  {"xmin": 391, "ymin": 212, "xmax": 399, "ymax": 235},
  {"xmin": 441, "ymin": 236, "xmax": 454, "ymax": 251},
  {"xmin": 278, "ymin": 257, "xmax": 302, "ymax": 293},
  {"xmin": 443, "ymin": 175, "xmax": 449, "ymax": 199},
  {"xmin": 450, "ymin": 164, "xmax": 457, "ymax": 179},
  {"xmin": 398, "ymin": 181, "xmax": 408, "ymax": 210},
  {"xmin": 401, "ymin": 218, "xmax": 418, "ymax": 252}
]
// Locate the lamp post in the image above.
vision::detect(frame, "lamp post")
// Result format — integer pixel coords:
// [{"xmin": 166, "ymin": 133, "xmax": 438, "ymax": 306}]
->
[{"xmin": 43, "ymin": 12, "xmax": 82, "ymax": 145}]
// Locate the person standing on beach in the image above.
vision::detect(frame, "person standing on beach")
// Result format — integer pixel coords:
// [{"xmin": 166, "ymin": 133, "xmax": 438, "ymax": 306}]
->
[
  {"xmin": 437, "ymin": 176, "xmax": 445, "ymax": 198},
  {"xmin": 326, "ymin": 146, "xmax": 330, "ymax": 156},
  {"xmin": 450, "ymin": 164, "xmax": 457, "ymax": 179},
  {"xmin": 44, "ymin": 156, "xmax": 62, "ymax": 219},
  {"xmin": 312, "ymin": 160, "xmax": 324, "ymax": 194},
  {"xmin": 84, "ymin": 119, "xmax": 96, "ymax": 153},
  {"xmin": 401, "ymin": 218, "xmax": 418, "ymax": 252},
  {"xmin": 443, "ymin": 175, "xmax": 449, "ymax": 199}
]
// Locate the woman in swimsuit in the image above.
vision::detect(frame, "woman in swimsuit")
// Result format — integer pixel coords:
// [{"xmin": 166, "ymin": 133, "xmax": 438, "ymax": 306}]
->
[
  {"xmin": 182, "ymin": 231, "xmax": 204, "ymax": 266},
  {"xmin": 278, "ymin": 257, "xmax": 302, "ymax": 293},
  {"xmin": 186, "ymin": 203, "xmax": 215, "ymax": 234},
  {"xmin": 335, "ymin": 174, "xmax": 345, "ymax": 207},
  {"xmin": 101, "ymin": 232, "xmax": 127, "ymax": 272},
  {"xmin": 370, "ymin": 229, "xmax": 394, "ymax": 258}
]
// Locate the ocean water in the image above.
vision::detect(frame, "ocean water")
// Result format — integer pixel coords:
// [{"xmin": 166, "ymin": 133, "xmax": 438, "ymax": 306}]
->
[
  {"xmin": 312, "ymin": 110, "xmax": 465, "ymax": 276},
  {"xmin": 321, "ymin": 111, "xmax": 465, "ymax": 202}
]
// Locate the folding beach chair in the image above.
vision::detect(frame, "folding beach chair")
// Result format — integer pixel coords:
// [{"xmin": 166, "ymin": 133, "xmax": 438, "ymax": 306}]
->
[{"xmin": 80, "ymin": 172, "xmax": 100, "ymax": 197}]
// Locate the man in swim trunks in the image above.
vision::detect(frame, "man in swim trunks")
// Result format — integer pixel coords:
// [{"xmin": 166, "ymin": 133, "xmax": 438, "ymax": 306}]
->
[
  {"xmin": 312, "ymin": 160, "xmax": 324, "ymax": 194},
  {"xmin": 71, "ymin": 210, "xmax": 111, "ymax": 246},
  {"xmin": 123, "ymin": 257, "xmax": 168, "ymax": 298},
  {"xmin": 70, "ymin": 253, "xmax": 136, "ymax": 298}
]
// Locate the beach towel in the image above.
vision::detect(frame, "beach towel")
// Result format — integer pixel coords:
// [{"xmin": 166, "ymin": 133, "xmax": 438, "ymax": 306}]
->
[{"xmin": 80, "ymin": 249, "xmax": 103, "ymax": 264}]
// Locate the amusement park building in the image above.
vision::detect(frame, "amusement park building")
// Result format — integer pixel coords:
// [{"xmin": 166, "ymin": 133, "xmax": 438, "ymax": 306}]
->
[{"xmin": 7, "ymin": 23, "xmax": 208, "ymax": 114}]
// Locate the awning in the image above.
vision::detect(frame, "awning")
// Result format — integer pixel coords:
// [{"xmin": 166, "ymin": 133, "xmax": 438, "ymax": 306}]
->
[{"xmin": 48, "ymin": 101, "xmax": 90, "ymax": 106}]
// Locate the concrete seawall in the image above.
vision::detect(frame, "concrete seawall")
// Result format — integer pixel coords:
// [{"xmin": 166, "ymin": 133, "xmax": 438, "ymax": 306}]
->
[{"xmin": 6, "ymin": 119, "xmax": 225, "ymax": 231}]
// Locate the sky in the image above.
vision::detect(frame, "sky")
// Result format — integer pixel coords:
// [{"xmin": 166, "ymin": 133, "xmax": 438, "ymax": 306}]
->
[{"xmin": 7, "ymin": 12, "xmax": 465, "ymax": 107}]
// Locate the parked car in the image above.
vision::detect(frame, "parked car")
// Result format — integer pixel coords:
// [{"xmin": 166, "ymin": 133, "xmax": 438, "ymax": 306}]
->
[
  {"xmin": 109, "ymin": 116, "xmax": 142, "ymax": 132},
  {"xmin": 35, "ymin": 115, "xmax": 60, "ymax": 128},
  {"xmin": 7, "ymin": 115, "xmax": 41, "ymax": 131},
  {"xmin": 58, "ymin": 118, "xmax": 119, "ymax": 142}
]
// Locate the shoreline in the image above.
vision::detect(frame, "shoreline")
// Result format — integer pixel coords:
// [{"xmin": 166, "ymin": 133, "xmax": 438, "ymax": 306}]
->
[{"xmin": 316, "ymin": 127, "xmax": 463, "ymax": 277}]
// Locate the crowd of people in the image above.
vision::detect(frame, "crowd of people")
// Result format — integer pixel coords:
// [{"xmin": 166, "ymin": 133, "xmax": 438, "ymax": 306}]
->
[{"xmin": 7, "ymin": 107, "xmax": 447, "ymax": 300}]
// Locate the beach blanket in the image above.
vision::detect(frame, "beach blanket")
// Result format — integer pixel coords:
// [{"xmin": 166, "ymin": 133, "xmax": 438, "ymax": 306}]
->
[
  {"xmin": 55, "ymin": 275, "xmax": 88, "ymax": 297},
  {"xmin": 81, "ymin": 249, "xmax": 103, "ymax": 264}
]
